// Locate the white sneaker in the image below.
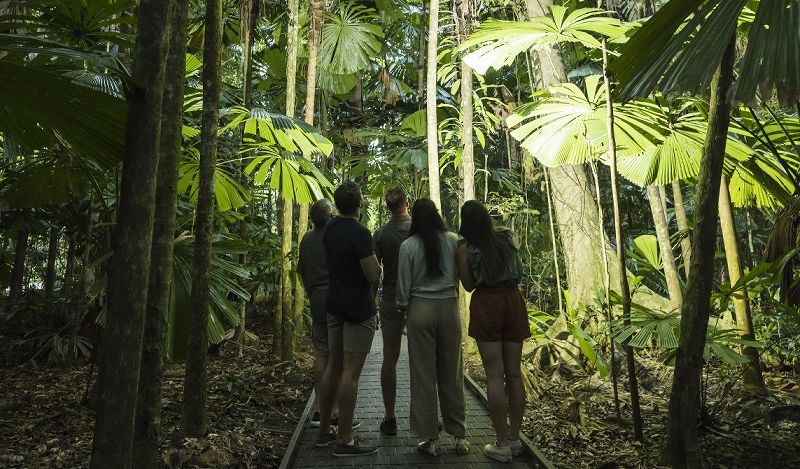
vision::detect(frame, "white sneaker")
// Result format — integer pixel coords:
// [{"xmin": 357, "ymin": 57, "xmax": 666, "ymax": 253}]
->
[
  {"xmin": 483, "ymin": 443, "xmax": 512, "ymax": 462},
  {"xmin": 509, "ymin": 439, "xmax": 523, "ymax": 457},
  {"xmin": 417, "ymin": 439, "xmax": 438, "ymax": 456}
]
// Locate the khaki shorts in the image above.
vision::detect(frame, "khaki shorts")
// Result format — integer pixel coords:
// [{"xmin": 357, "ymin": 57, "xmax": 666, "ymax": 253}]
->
[
  {"xmin": 309, "ymin": 288, "xmax": 328, "ymax": 357},
  {"xmin": 327, "ymin": 313, "xmax": 377, "ymax": 354},
  {"xmin": 379, "ymin": 294, "xmax": 406, "ymax": 334}
]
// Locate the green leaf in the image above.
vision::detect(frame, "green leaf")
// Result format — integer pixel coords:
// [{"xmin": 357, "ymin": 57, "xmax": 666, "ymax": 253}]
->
[{"xmin": 319, "ymin": 1, "xmax": 384, "ymax": 75}]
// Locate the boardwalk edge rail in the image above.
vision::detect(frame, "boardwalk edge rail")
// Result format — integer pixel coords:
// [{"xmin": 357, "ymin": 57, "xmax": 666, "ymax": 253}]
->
[
  {"xmin": 280, "ymin": 376, "xmax": 556, "ymax": 469},
  {"xmin": 278, "ymin": 389, "xmax": 316, "ymax": 469},
  {"xmin": 463, "ymin": 372, "xmax": 556, "ymax": 469}
]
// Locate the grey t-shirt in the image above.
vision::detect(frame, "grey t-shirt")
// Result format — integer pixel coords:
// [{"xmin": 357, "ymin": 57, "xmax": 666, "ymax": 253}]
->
[
  {"xmin": 397, "ymin": 231, "xmax": 459, "ymax": 307},
  {"xmin": 374, "ymin": 214, "xmax": 411, "ymax": 302},
  {"xmin": 297, "ymin": 226, "xmax": 328, "ymax": 294}
]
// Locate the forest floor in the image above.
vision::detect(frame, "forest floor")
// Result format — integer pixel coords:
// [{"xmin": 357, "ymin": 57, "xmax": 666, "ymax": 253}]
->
[
  {"xmin": 465, "ymin": 349, "xmax": 800, "ymax": 469},
  {"xmin": 0, "ymin": 307, "xmax": 314, "ymax": 469}
]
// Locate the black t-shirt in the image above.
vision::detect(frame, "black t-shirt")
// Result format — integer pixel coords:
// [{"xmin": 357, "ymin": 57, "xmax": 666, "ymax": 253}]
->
[{"xmin": 323, "ymin": 217, "xmax": 376, "ymax": 322}]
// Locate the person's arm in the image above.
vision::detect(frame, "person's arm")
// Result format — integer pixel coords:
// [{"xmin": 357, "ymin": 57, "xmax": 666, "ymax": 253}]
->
[
  {"xmin": 396, "ymin": 242, "xmax": 411, "ymax": 309},
  {"xmin": 359, "ymin": 255, "xmax": 382, "ymax": 289},
  {"xmin": 456, "ymin": 243, "xmax": 476, "ymax": 292},
  {"xmin": 296, "ymin": 239, "xmax": 306, "ymax": 288}
]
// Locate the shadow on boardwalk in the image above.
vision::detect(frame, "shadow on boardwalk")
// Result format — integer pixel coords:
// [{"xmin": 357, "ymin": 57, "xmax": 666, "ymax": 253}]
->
[{"xmin": 286, "ymin": 333, "xmax": 542, "ymax": 468}]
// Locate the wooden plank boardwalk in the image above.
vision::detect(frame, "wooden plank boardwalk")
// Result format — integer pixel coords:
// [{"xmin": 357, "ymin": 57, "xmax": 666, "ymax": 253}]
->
[{"xmin": 281, "ymin": 333, "xmax": 551, "ymax": 468}]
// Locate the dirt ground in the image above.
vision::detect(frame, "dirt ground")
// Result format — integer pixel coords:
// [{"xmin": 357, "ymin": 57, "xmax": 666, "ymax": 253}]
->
[
  {"xmin": 0, "ymin": 309, "xmax": 314, "ymax": 468},
  {"xmin": 464, "ymin": 348, "xmax": 800, "ymax": 469}
]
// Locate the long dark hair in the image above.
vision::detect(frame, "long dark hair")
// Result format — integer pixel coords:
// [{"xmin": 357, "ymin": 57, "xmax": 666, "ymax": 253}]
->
[
  {"xmin": 459, "ymin": 200, "xmax": 514, "ymax": 282},
  {"xmin": 409, "ymin": 198, "xmax": 447, "ymax": 277}
]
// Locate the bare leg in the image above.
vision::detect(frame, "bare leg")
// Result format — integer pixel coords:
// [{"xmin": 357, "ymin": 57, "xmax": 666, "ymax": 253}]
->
[
  {"xmin": 313, "ymin": 354, "xmax": 327, "ymax": 412},
  {"xmin": 319, "ymin": 350, "xmax": 342, "ymax": 436},
  {"xmin": 380, "ymin": 326, "xmax": 403, "ymax": 418},
  {"xmin": 502, "ymin": 341, "xmax": 525, "ymax": 441},
  {"xmin": 477, "ymin": 341, "xmax": 509, "ymax": 446},
  {"xmin": 335, "ymin": 351, "xmax": 369, "ymax": 444}
]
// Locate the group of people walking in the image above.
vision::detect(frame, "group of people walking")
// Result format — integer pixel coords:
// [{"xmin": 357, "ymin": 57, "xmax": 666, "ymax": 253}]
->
[{"xmin": 296, "ymin": 182, "xmax": 531, "ymax": 462}]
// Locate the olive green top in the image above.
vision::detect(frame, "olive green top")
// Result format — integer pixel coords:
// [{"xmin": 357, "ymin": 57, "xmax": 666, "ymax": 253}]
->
[{"xmin": 465, "ymin": 230, "xmax": 523, "ymax": 286}]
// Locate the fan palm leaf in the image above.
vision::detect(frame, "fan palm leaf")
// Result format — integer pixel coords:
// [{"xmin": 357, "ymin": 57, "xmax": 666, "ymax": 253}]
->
[
  {"xmin": 318, "ymin": 1, "xmax": 384, "ymax": 75},
  {"xmin": 611, "ymin": 0, "xmax": 799, "ymax": 104},
  {"xmin": 461, "ymin": 6, "xmax": 629, "ymax": 75}
]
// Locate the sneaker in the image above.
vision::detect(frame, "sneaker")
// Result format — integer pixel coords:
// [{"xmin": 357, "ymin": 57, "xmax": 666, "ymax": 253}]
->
[
  {"xmin": 454, "ymin": 437, "xmax": 470, "ymax": 455},
  {"xmin": 330, "ymin": 416, "xmax": 361, "ymax": 429},
  {"xmin": 315, "ymin": 430, "xmax": 337, "ymax": 447},
  {"xmin": 509, "ymin": 439, "xmax": 524, "ymax": 457},
  {"xmin": 417, "ymin": 439, "xmax": 438, "ymax": 456},
  {"xmin": 309, "ymin": 411, "xmax": 321, "ymax": 428},
  {"xmin": 379, "ymin": 417, "xmax": 397, "ymax": 435},
  {"xmin": 483, "ymin": 443, "xmax": 512, "ymax": 463},
  {"xmin": 332, "ymin": 438, "xmax": 378, "ymax": 457}
]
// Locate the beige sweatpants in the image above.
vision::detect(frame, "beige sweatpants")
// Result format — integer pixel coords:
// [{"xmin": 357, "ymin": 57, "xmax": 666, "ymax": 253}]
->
[{"xmin": 406, "ymin": 296, "xmax": 466, "ymax": 440}]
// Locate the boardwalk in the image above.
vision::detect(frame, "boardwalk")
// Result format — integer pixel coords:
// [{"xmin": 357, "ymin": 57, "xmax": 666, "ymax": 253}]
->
[{"xmin": 286, "ymin": 333, "xmax": 542, "ymax": 468}]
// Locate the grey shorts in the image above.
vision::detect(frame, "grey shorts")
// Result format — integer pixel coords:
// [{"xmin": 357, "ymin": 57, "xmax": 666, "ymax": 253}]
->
[
  {"xmin": 309, "ymin": 288, "xmax": 328, "ymax": 357},
  {"xmin": 379, "ymin": 296, "xmax": 406, "ymax": 334},
  {"xmin": 327, "ymin": 313, "xmax": 376, "ymax": 354}
]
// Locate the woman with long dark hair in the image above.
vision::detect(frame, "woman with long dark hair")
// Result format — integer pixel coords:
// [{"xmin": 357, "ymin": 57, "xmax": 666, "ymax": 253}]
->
[
  {"xmin": 397, "ymin": 198, "xmax": 468, "ymax": 456},
  {"xmin": 457, "ymin": 200, "xmax": 530, "ymax": 462}
]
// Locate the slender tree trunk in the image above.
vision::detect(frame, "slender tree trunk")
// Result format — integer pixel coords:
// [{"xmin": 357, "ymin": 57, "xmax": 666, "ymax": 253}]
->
[
  {"xmin": 717, "ymin": 176, "xmax": 765, "ymax": 392},
  {"xmin": 44, "ymin": 227, "xmax": 58, "ymax": 296},
  {"xmin": 69, "ymin": 199, "xmax": 94, "ymax": 367},
  {"xmin": 9, "ymin": 228, "xmax": 28, "ymax": 300},
  {"xmin": 664, "ymin": 37, "xmax": 736, "ymax": 468},
  {"xmin": 278, "ymin": 0, "xmax": 300, "ymax": 359},
  {"xmin": 426, "ymin": 0, "xmax": 441, "ymax": 208},
  {"xmin": 181, "ymin": 0, "xmax": 222, "ymax": 438},
  {"xmin": 63, "ymin": 233, "xmax": 76, "ymax": 297},
  {"xmin": 90, "ymin": 0, "xmax": 174, "ymax": 466},
  {"xmin": 417, "ymin": 7, "xmax": 426, "ymax": 101},
  {"xmin": 647, "ymin": 185, "xmax": 683, "ymax": 309},
  {"xmin": 234, "ymin": 0, "xmax": 258, "ymax": 356},
  {"xmin": 291, "ymin": 0, "xmax": 323, "ymax": 357},
  {"xmin": 601, "ymin": 35, "xmax": 643, "ymax": 442},
  {"xmin": 672, "ymin": 179, "xmax": 692, "ymax": 277},
  {"xmin": 133, "ymin": 2, "xmax": 188, "ymax": 465},
  {"xmin": 543, "ymin": 167, "xmax": 563, "ymax": 315}
]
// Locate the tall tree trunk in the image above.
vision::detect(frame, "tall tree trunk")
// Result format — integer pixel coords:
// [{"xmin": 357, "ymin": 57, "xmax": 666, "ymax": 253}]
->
[
  {"xmin": 90, "ymin": 0, "xmax": 174, "ymax": 466},
  {"xmin": 601, "ymin": 34, "xmax": 643, "ymax": 442},
  {"xmin": 278, "ymin": 0, "xmax": 300, "ymax": 359},
  {"xmin": 63, "ymin": 233, "xmax": 76, "ymax": 297},
  {"xmin": 717, "ymin": 176, "xmax": 765, "ymax": 392},
  {"xmin": 10, "ymin": 228, "xmax": 28, "ymax": 300},
  {"xmin": 417, "ymin": 7, "xmax": 426, "ymax": 101},
  {"xmin": 133, "ymin": 2, "xmax": 188, "ymax": 465},
  {"xmin": 234, "ymin": 0, "xmax": 256, "ymax": 357},
  {"xmin": 44, "ymin": 226, "xmax": 58, "ymax": 296},
  {"xmin": 647, "ymin": 185, "xmax": 683, "ymax": 309},
  {"xmin": 426, "ymin": 0, "xmax": 441, "ymax": 208},
  {"xmin": 69, "ymin": 199, "xmax": 94, "ymax": 367},
  {"xmin": 290, "ymin": 0, "xmax": 324, "ymax": 357},
  {"xmin": 664, "ymin": 37, "xmax": 736, "ymax": 468},
  {"xmin": 672, "ymin": 179, "xmax": 692, "ymax": 277},
  {"xmin": 181, "ymin": 0, "xmax": 222, "ymax": 438}
]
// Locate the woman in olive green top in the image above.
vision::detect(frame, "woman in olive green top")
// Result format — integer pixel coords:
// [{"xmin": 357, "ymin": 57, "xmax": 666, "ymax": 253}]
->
[{"xmin": 456, "ymin": 200, "xmax": 531, "ymax": 463}]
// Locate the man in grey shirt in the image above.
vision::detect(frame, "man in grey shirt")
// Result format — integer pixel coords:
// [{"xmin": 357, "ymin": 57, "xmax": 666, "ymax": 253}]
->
[
  {"xmin": 297, "ymin": 199, "xmax": 336, "ymax": 427},
  {"xmin": 373, "ymin": 187, "xmax": 411, "ymax": 435}
]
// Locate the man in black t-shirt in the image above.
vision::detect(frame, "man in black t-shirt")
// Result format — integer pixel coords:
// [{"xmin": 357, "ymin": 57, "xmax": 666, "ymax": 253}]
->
[{"xmin": 317, "ymin": 181, "xmax": 381, "ymax": 457}]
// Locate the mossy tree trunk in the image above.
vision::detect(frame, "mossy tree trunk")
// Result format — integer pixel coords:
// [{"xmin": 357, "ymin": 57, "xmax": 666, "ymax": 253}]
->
[
  {"xmin": 133, "ymin": 1, "xmax": 188, "ymax": 465},
  {"xmin": 181, "ymin": 0, "xmax": 222, "ymax": 438},
  {"xmin": 647, "ymin": 184, "xmax": 683, "ymax": 309},
  {"xmin": 664, "ymin": 37, "xmax": 736, "ymax": 468},
  {"xmin": 426, "ymin": 0, "xmax": 441, "ymax": 208},
  {"xmin": 90, "ymin": 0, "xmax": 175, "ymax": 467}
]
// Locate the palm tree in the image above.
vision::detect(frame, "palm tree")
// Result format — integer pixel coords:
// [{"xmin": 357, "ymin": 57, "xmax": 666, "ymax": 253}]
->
[
  {"xmin": 182, "ymin": 0, "xmax": 223, "ymax": 438},
  {"xmin": 426, "ymin": 0, "xmax": 441, "ymax": 207},
  {"xmin": 610, "ymin": 2, "xmax": 798, "ymax": 463},
  {"xmin": 90, "ymin": 0, "xmax": 176, "ymax": 466}
]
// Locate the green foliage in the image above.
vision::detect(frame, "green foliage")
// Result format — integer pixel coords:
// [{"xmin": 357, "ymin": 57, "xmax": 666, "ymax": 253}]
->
[{"xmin": 319, "ymin": 1, "xmax": 384, "ymax": 75}]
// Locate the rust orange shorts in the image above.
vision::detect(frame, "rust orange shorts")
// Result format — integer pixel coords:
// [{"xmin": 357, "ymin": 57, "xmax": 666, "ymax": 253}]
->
[{"xmin": 468, "ymin": 283, "xmax": 531, "ymax": 343}]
